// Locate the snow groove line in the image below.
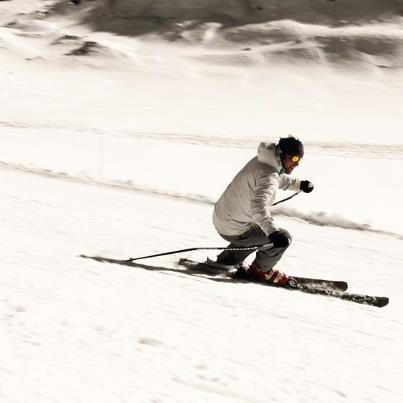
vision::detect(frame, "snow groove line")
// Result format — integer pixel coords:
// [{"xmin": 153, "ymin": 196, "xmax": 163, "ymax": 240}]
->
[
  {"xmin": 0, "ymin": 119, "xmax": 402, "ymax": 158},
  {"xmin": 0, "ymin": 160, "xmax": 213, "ymax": 205},
  {"xmin": 0, "ymin": 160, "xmax": 401, "ymax": 240}
]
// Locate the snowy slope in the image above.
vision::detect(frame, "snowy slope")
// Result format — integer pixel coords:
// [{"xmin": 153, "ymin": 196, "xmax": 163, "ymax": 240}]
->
[
  {"xmin": 1, "ymin": 167, "xmax": 402, "ymax": 403},
  {"xmin": 1, "ymin": 1, "xmax": 403, "ymax": 402}
]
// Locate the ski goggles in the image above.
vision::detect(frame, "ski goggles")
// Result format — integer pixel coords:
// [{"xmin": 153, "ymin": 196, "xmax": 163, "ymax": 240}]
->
[{"xmin": 290, "ymin": 155, "xmax": 302, "ymax": 163}]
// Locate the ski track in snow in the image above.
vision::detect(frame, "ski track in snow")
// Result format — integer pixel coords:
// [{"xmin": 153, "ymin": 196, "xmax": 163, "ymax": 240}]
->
[
  {"xmin": 1, "ymin": 118, "xmax": 403, "ymax": 158},
  {"xmin": 0, "ymin": 158, "xmax": 401, "ymax": 241},
  {"xmin": 1, "ymin": 118, "xmax": 402, "ymax": 240}
]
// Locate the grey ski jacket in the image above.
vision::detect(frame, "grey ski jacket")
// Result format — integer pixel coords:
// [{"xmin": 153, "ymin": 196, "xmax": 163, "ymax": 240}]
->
[{"xmin": 213, "ymin": 142, "xmax": 301, "ymax": 237}]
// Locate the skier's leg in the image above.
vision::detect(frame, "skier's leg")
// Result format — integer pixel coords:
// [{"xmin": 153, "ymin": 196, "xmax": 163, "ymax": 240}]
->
[
  {"xmin": 215, "ymin": 226, "xmax": 270, "ymax": 266},
  {"xmin": 255, "ymin": 228, "xmax": 292, "ymax": 270},
  {"xmin": 248, "ymin": 228, "xmax": 292, "ymax": 285}
]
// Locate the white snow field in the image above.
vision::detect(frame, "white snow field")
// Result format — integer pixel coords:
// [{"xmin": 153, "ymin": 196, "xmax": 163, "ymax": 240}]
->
[{"xmin": 1, "ymin": 1, "xmax": 403, "ymax": 402}]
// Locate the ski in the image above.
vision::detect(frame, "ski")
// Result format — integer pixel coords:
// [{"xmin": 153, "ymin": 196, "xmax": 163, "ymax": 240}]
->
[
  {"xmin": 288, "ymin": 282, "xmax": 389, "ymax": 308},
  {"xmin": 178, "ymin": 258, "xmax": 348, "ymax": 291},
  {"xmin": 80, "ymin": 255, "xmax": 389, "ymax": 308},
  {"xmin": 178, "ymin": 258, "xmax": 389, "ymax": 308}
]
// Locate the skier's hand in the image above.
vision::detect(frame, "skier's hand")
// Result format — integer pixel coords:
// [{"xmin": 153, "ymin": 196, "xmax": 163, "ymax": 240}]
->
[
  {"xmin": 300, "ymin": 180, "xmax": 314, "ymax": 193},
  {"xmin": 268, "ymin": 230, "xmax": 291, "ymax": 248}
]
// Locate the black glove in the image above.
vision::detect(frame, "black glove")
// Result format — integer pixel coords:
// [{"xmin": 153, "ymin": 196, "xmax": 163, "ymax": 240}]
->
[
  {"xmin": 268, "ymin": 230, "xmax": 291, "ymax": 248},
  {"xmin": 300, "ymin": 180, "xmax": 314, "ymax": 193}
]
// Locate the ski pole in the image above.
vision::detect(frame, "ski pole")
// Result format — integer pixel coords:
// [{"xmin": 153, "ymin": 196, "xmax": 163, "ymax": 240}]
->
[
  {"xmin": 272, "ymin": 190, "xmax": 301, "ymax": 206},
  {"xmin": 128, "ymin": 191, "xmax": 301, "ymax": 262},
  {"xmin": 127, "ymin": 244, "xmax": 270, "ymax": 262}
]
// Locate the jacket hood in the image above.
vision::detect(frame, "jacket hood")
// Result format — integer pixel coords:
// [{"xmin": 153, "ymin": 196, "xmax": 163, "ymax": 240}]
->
[{"xmin": 257, "ymin": 142, "xmax": 283, "ymax": 173}]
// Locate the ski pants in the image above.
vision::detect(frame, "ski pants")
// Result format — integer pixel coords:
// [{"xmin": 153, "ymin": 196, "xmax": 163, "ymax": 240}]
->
[{"xmin": 216, "ymin": 226, "xmax": 291, "ymax": 271}]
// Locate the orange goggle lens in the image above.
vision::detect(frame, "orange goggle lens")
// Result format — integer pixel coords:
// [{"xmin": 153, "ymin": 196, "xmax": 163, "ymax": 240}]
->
[{"xmin": 291, "ymin": 155, "xmax": 302, "ymax": 163}]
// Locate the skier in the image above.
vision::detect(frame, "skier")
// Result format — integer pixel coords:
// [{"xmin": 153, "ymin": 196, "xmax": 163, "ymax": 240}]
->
[{"xmin": 212, "ymin": 135, "xmax": 314, "ymax": 286}]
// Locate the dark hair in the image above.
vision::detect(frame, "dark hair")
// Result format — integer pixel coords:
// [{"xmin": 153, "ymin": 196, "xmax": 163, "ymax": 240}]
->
[{"xmin": 278, "ymin": 136, "xmax": 304, "ymax": 157}]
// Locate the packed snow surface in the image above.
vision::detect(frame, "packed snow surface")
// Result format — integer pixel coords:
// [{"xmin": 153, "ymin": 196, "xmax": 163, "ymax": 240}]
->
[{"xmin": 1, "ymin": 1, "xmax": 402, "ymax": 402}]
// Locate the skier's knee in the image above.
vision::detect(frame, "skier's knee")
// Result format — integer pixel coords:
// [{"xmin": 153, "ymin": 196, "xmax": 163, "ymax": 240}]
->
[
  {"xmin": 268, "ymin": 229, "xmax": 292, "ymax": 249},
  {"xmin": 280, "ymin": 229, "xmax": 292, "ymax": 246}
]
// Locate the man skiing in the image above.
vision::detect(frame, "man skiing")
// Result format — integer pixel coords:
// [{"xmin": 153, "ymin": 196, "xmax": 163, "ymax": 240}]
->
[{"xmin": 212, "ymin": 136, "xmax": 314, "ymax": 286}]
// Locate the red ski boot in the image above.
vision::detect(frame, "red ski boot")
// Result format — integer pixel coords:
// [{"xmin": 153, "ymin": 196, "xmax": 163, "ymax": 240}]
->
[{"xmin": 248, "ymin": 260, "xmax": 289, "ymax": 286}]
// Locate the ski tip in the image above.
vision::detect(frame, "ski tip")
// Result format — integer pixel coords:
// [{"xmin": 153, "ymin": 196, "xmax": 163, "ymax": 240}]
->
[{"xmin": 376, "ymin": 297, "xmax": 389, "ymax": 308}]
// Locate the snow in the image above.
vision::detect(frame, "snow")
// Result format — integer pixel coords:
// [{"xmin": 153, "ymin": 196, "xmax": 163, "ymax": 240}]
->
[{"xmin": 1, "ymin": 1, "xmax": 402, "ymax": 402}]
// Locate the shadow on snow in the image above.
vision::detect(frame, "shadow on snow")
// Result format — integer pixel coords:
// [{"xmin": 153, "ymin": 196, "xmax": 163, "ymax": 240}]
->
[{"xmin": 79, "ymin": 254, "xmax": 236, "ymax": 284}]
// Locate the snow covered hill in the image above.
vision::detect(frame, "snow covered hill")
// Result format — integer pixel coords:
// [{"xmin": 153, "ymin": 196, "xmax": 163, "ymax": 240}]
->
[
  {"xmin": 48, "ymin": 0, "xmax": 403, "ymax": 69},
  {"xmin": 1, "ymin": 1, "xmax": 403, "ymax": 402}
]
